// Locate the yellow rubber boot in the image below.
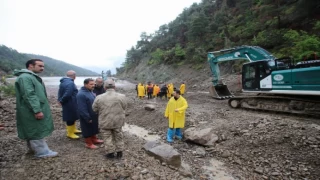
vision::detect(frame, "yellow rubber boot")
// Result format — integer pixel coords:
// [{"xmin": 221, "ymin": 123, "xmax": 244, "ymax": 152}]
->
[
  {"xmin": 67, "ymin": 125, "xmax": 79, "ymax": 139},
  {"xmin": 72, "ymin": 123, "xmax": 82, "ymax": 134}
]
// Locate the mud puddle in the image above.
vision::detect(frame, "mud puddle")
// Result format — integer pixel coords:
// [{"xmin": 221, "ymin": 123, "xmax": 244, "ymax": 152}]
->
[{"xmin": 122, "ymin": 123, "xmax": 160, "ymax": 141}]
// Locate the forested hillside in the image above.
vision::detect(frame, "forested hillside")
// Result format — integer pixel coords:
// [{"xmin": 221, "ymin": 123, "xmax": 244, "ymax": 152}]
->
[
  {"xmin": 0, "ymin": 45, "xmax": 98, "ymax": 76},
  {"xmin": 117, "ymin": 0, "xmax": 320, "ymax": 75}
]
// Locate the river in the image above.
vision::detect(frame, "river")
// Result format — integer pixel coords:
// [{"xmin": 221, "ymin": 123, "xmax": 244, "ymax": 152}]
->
[{"xmin": 6, "ymin": 76, "xmax": 135, "ymax": 89}]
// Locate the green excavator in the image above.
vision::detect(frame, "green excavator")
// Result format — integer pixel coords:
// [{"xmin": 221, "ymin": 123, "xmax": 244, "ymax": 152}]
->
[{"xmin": 207, "ymin": 45, "xmax": 320, "ymax": 116}]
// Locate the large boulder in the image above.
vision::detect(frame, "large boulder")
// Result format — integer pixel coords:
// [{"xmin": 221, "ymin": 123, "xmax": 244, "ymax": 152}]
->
[
  {"xmin": 143, "ymin": 141, "xmax": 181, "ymax": 167},
  {"xmin": 144, "ymin": 104, "xmax": 156, "ymax": 111},
  {"xmin": 184, "ymin": 127, "xmax": 218, "ymax": 147}
]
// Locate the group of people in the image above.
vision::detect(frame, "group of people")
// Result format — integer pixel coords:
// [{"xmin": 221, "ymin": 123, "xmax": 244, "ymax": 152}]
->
[
  {"xmin": 136, "ymin": 81, "xmax": 186, "ymax": 100},
  {"xmin": 14, "ymin": 59, "xmax": 127, "ymax": 159},
  {"xmin": 13, "ymin": 58, "xmax": 188, "ymax": 160}
]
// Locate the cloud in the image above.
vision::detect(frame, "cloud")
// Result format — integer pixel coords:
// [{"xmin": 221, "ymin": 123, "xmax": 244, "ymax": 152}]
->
[{"xmin": 0, "ymin": 0, "xmax": 200, "ymax": 72}]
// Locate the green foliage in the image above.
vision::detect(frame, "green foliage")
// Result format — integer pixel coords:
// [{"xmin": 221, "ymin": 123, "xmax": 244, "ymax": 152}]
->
[
  {"xmin": 0, "ymin": 45, "xmax": 99, "ymax": 76},
  {"xmin": 0, "ymin": 77, "xmax": 15, "ymax": 97},
  {"xmin": 0, "ymin": 84, "xmax": 15, "ymax": 97},
  {"xmin": 277, "ymin": 30, "xmax": 320, "ymax": 60},
  {"xmin": 150, "ymin": 48, "xmax": 164, "ymax": 65},
  {"xmin": 116, "ymin": 0, "xmax": 320, "ymax": 75}
]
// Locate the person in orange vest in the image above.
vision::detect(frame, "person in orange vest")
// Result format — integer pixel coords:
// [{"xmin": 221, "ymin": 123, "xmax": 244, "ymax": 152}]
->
[{"xmin": 153, "ymin": 84, "xmax": 160, "ymax": 98}]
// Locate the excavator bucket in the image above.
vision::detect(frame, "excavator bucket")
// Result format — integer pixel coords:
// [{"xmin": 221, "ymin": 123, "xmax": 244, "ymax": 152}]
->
[{"xmin": 209, "ymin": 85, "xmax": 233, "ymax": 99}]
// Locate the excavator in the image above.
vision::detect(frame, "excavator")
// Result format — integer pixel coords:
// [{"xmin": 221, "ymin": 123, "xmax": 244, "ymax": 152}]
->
[{"xmin": 207, "ymin": 45, "xmax": 320, "ymax": 116}]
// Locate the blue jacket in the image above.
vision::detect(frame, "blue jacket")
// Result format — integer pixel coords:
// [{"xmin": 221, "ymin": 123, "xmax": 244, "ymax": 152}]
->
[
  {"xmin": 58, "ymin": 77, "xmax": 79, "ymax": 122},
  {"xmin": 76, "ymin": 87, "xmax": 99, "ymax": 138}
]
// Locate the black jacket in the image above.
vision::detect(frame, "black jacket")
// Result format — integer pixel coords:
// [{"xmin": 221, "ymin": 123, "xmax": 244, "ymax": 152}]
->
[{"xmin": 93, "ymin": 85, "xmax": 105, "ymax": 96}]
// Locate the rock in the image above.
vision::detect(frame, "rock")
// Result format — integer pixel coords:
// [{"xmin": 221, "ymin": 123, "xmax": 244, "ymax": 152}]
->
[
  {"xmin": 184, "ymin": 127, "xmax": 219, "ymax": 146},
  {"xmin": 143, "ymin": 141, "xmax": 181, "ymax": 167},
  {"xmin": 290, "ymin": 167, "xmax": 297, "ymax": 171},
  {"xmin": 254, "ymin": 167, "xmax": 264, "ymax": 174},
  {"xmin": 221, "ymin": 150, "xmax": 231, "ymax": 158},
  {"xmin": 131, "ymin": 175, "xmax": 139, "ymax": 180},
  {"xmin": 179, "ymin": 162, "xmax": 192, "ymax": 178},
  {"xmin": 271, "ymin": 172, "xmax": 280, "ymax": 176},
  {"xmin": 195, "ymin": 147, "xmax": 206, "ymax": 157},
  {"xmin": 144, "ymin": 104, "xmax": 155, "ymax": 111},
  {"xmin": 16, "ymin": 168, "xmax": 25, "ymax": 173},
  {"xmin": 141, "ymin": 169, "xmax": 149, "ymax": 174}
]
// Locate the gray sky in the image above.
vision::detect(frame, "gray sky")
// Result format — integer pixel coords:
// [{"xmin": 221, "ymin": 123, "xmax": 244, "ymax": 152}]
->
[{"xmin": 0, "ymin": 0, "xmax": 200, "ymax": 73}]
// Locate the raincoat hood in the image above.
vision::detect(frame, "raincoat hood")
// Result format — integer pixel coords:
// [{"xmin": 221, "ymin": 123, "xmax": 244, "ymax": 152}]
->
[
  {"xmin": 60, "ymin": 77, "xmax": 74, "ymax": 83},
  {"xmin": 13, "ymin": 69, "xmax": 37, "ymax": 77}
]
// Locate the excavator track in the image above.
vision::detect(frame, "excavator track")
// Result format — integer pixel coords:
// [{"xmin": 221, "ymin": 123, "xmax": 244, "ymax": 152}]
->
[{"xmin": 228, "ymin": 95, "xmax": 320, "ymax": 117}]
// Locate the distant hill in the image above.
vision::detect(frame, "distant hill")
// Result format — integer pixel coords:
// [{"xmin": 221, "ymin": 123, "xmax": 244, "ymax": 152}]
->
[{"xmin": 0, "ymin": 45, "xmax": 99, "ymax": 76}]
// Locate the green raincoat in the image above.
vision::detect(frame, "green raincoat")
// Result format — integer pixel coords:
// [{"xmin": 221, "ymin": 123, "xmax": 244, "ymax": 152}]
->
[{"xmin": 14, "ymin": 69, "xmax": 54, "ymax": 140}]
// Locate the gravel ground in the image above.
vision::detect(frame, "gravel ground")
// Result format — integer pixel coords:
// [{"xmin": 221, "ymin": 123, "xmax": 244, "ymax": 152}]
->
[{"xmin": 1, "ymin": 81, "xmax": 320, "ymax": 180}]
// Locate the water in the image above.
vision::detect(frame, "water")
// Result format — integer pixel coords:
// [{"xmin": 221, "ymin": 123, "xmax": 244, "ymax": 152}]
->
[
  {"xmin": 122, "ymin": 123, "xmax": 160, "ymax": 141},
  {"xmin": 6, "ymin": 76, "xmax": 135, "ymax": 89}
]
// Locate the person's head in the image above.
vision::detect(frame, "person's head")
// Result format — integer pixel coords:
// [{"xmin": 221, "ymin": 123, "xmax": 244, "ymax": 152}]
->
[
  {"xmin": 26, "ymin": 59, "xmax": 44, "ymax": 73},
  {"xmin": 95, "ymin": 77, "xmax": 104, "ymax": 87},
  {"xmin": 173, "ymin": 89, "xmax": 181, "ymax": 98},
  {"xmin": 66, "ymin": 70, "xmax": 76, "ymax": 80},
  {"xmin": 104, "ymin": 79, "xmax": 115, "ymax": 90},
  {"xmin": 84, "ymin": 78, "xmax": 95, "ymax": 91}
]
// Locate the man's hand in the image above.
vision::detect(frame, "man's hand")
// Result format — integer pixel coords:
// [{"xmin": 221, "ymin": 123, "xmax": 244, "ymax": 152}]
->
[
  {"xmin": 57, "ymin": 101, "xmax": 62, "ymax": 106},
  {"xmin": 35, "ymin": 112, "xmax": 44, "ymax": 120},
  {"xmin": 88, "ymin": 120, "xmax": 92, "ymax": 123},
  {"xmin": 174, "ymin": 109, "xmax": 179, "ymax": 112}
]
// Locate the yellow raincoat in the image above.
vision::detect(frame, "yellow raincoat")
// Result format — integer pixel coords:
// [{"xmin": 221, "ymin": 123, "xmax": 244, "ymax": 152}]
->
[
  {"xmin": 153, "ymin": 85, "xmax": 160, "ymax": 97},
  {"xmin": 138, "ymin": 84, "xmax": 145, "ymax": 97},
  {"xmin": 180, "ymin": 83, "xmax": 185, "ymax": 95},
  {"xmin": 165, "ymin": 96, "xmax": 188, "ymax": 128}
]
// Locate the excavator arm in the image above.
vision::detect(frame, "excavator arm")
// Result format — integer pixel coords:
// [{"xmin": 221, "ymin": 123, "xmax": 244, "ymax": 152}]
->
[{"xmin": 207, "ymin": 45, "xmax": 275, "ymax": 99}]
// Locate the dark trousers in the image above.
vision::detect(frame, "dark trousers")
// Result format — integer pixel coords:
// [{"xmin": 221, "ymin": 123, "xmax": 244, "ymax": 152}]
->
[
  {"xmin": 147, "ymin": 92, "xmax": 152, "ymax": 99},
  {"xmin": 66, "ymin": 120, "xmax": 76, "ymax": 126}
]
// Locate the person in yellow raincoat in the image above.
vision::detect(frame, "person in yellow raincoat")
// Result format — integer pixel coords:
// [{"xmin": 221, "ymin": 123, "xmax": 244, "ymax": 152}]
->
[
  {"xmin": 138, "ymin": 83, "xmax": 145, "ymax": 99},
  {"xmin": 153, "ymin": 84, "xmax": 160, "ymax": 98},
  {"xmin": 180, "ymin": 82, "xmax": 186, "ymax": 95},
  {"xmin": 168, "ymin": 83, "xmax": 174, "ymax": 99},
  {"xmin": 164, "ymin": 89, "xmax": 188, "ymax": 143}
]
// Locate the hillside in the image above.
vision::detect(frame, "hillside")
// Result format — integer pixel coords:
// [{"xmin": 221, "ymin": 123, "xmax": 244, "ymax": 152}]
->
[
  {"xmin": 117, "ymin": 0, "xmax": 320, "ymax": 83},
  {"xmin": 0, "ymin": 45, "xmax": 99, "ymax": 76}
]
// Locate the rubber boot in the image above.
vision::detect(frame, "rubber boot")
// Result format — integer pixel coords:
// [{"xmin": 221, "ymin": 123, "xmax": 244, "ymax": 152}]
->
[
  {"xmin": 66, "ymin": 125, "xmax": 79, "ymax": 139},
  {"xmin": 72, "ymin": 123, "xmax": 82, "ymax": 134},
  {"xmin": 167, "ymin": 128, "xmax": 174, "ymax": 143},
  {"xmin": 85, "ymin": 137, "xmax": 98, "ymax": 149},
  {"xmin": 91, "ymin": 135, "xmax": 104, "ymax": 144},
  {"xmin": 175, "ymin": 128, "xmax": 183, "ymax": 140},
  {"xmin": 30, "ymin": 139, "xmax": 58, "ymax": 158}
]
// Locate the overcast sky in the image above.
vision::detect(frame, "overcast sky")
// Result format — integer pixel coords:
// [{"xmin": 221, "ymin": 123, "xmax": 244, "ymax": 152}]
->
[{"xmin": 0, "ymin": 0, "xmax": 200, "ymax": 73}]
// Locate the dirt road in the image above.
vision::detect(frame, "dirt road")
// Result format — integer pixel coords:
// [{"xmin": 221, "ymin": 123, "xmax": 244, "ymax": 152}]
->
[{"xmin": 1, "ymin": 81, "xmax": 320, "ymax": 180}]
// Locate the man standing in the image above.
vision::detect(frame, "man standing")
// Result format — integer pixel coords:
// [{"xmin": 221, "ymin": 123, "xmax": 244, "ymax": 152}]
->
[
  {"xmin": 93, "ymin": 77, "xmax": 105, "ymax": 96},
  {"xmin": 58, "ymin": 70, "xmax": 81, "ymax": 139},
  {"xmin": 92, "ymin": 79, "xmax": 127, "ymax": 159},
  {"xmin": 164, "ymin": 89, "xmax": 188, "ymax": 143},
  {"xmin": 180, "ymin": 82, "xmax": 186, "ymax": 96},
  {"xmin": 146, "ymin": 82, "xmax": 153, "ymax": 99},
  {"xmin": 14, "ymin": 59, "xmax": 58, "ymax": 158},
  {"xmin": 77, "ymin": 78, "xmax": 103, "ymax": 149}
]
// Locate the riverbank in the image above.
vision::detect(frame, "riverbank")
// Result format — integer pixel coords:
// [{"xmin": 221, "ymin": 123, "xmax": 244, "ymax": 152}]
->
[{"xmin": 1, "ymin": 83, "xmax": 320, "ymax": 179}]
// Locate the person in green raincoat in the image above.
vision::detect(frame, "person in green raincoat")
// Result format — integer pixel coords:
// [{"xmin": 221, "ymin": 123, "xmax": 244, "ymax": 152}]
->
[
  {"xmin": 14, "ymin": 59, "xmax": 58, "ymax": 158},
  {"xmin": 164, "ymin": 89, "xmax": 188, "ymax": 143}
]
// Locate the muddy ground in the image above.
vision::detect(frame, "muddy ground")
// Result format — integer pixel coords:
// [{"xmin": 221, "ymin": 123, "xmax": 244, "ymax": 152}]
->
[{"xmin": 1, "ymin": 80, "xmax": 320, "ymax": 180}]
